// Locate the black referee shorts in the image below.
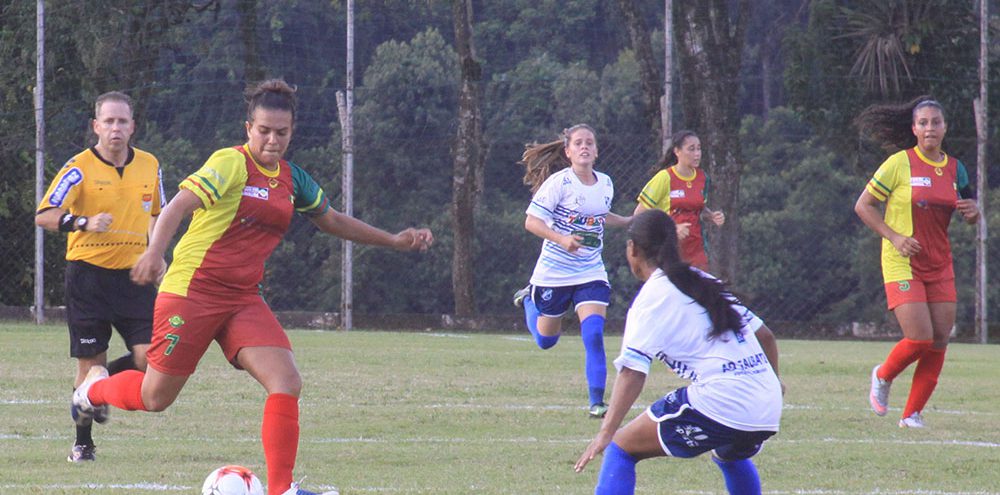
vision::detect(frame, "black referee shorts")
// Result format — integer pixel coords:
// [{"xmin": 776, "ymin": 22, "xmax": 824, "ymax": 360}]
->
[{"xmin": 65, "ymin": 260, "xmax": 155, "ymax": 358}]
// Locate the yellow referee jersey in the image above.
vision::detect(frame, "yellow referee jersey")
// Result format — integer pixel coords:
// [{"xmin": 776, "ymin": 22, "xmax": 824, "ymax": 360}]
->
[{"xmin": 37, "ymin": 147, "xmax": 164, "ymax": 269}]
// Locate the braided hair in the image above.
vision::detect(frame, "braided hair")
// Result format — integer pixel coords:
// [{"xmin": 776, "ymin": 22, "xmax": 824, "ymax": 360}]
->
[
  {"xmin": 628, "ymin": 209, "xmax": 743, "ymax": 340},
  {"xmin": 519, "ymin": 124, "xmax": 596, "ymax": 193},
  {"xmin": 854, "ymin": 95, "xmax": 943, "ymax": 150}
]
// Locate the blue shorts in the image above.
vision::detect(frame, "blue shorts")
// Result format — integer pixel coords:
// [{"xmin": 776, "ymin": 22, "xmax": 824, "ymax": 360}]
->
[
  {"xmin": 647, "ymin": 387, "xmax": 776, "ymax": 461},
  {"xmin": 530, "ymin": 280, "xmax": 611, "ymax": 317}
]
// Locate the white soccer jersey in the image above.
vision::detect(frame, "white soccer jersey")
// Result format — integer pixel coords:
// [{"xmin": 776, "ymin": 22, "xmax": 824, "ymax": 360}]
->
[
  {"xmin": 526, "ymin": 167, "xmax": 614, "ymax": 287},
  {"xmin": 614, "ymin": 269, "xmax": 782, "ymax": 432}
]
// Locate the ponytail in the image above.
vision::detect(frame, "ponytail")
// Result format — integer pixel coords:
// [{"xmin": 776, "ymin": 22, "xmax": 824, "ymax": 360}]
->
[
  {"xmin": 648, "ymin": 130, "xmax": 698, "ymax": 177},
  {"xmin": 518, "ymin": 124, "xmax": 597, "ymax": 193},
  {"xmin": 854, "ymin": 95, "xmax": 942, "ymax": 150},
  {"xmin": 628, "ymin": 209, "xmax": 742, "ymax": 340}
]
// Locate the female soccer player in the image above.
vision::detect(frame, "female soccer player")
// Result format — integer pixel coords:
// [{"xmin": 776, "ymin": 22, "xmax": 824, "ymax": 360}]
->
[
  {"xmin": 575, "ymin": 209, "xmax": 783, "ymax": 495},
  {"xmin": 855, "ymin": 96, "xmax": 979, "ymax": 428},
  {"xmin": 71, "ymin": 79, "xmax": 433, "ymax": 495},
  {"xmin": 512, "ymin": 124, "xmax": 631, "ymax": 418},
  {"xmin": 634, "ymin": 130, "xmax": 725, "ymax": 271}
]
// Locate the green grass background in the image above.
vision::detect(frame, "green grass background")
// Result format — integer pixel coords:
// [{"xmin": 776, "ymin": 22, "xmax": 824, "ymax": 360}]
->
[{"xmin": 1, "ymin": 323, "xmax": 998, "ymax": 494}]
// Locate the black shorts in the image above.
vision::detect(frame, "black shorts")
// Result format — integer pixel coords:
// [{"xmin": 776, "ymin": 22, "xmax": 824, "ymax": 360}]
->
[{"xmin": 65, "ymin": 260, "xmax": 155, "ymax": 358}]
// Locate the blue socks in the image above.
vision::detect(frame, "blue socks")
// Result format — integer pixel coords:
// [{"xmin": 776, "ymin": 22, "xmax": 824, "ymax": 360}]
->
[
  {"xmin": 523, "ymin": 298, "xmax": 559, "ymax": 349},
  {"xmin": 595, "ymin": 442, "xmax": 636, "ymax": 495},
  {"xmin": 580, "ymin": 314, "xmax": 607, "ymax": 406},
  {"xmin": 713, "ymin": 456, "xmax": 761, "ymax": 495}
]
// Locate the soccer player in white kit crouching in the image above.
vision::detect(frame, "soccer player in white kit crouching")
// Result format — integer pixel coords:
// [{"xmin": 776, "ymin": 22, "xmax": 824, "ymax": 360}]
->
[{"xmin": 575, "ymin": 209, "xmax": 784, "ymax": 495}]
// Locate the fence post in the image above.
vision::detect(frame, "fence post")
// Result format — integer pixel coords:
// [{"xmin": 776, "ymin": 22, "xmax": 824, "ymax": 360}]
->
[{"xmin": 33, "ymin": 0, "xmax": 46, "ymax": 324}]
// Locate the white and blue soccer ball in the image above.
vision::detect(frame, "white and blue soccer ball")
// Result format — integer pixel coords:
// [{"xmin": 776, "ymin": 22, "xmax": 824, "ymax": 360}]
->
[{"xmin": 201, "ymin": 465, "xmax": 265, "ymax": 495}]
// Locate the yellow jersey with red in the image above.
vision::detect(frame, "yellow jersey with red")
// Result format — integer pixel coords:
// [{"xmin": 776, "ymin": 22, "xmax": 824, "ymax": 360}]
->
[
  {"xmin": 865, "ymin": 147, "xmax": 970, "ymax": 283},
  {"xmin": 36, "ymin": 147, "xmax": 164, "ymax": 269},
  {"xmin": 159, "ymin": 145, "xmax": 329, "ymax": 298},
  {"xmin": 636, "ymin": 166, "xmax": 711, "ymax": 269}
]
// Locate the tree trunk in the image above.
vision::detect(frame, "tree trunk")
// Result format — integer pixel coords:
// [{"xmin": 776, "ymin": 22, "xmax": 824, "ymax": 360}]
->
[
  {"xmin": 617, "ymin": 0, "xmax": 663, "ymax": 138},
  {"xmin": 451, "ymin": 0, "xmax": 485, "ymax": 317},
  {"xmin": 675, "ymin": 0, "xmax": 748, "ymax": 282}
]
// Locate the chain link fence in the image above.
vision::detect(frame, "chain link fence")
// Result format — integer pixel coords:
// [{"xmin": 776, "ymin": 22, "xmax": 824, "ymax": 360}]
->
[{"xmin": 2, "ymin": 2, "xmax": 996, "ymax": 340}]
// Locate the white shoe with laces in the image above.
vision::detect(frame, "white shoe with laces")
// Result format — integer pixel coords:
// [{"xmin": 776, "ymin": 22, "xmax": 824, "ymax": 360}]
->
[
  {"xmin": 280, "ymin": 480, "xmax": 339, "ymax": 495},
  {"xmin": 899, "ymin": 412, "xmax": 925, "ymax": 428},
  {"xmin": 72, "ymin": 366, "xmax": 110, "ymax": 426},
  {"xmin": 869, "ymin": 364, "xmax": 891, "ymax": 416}
]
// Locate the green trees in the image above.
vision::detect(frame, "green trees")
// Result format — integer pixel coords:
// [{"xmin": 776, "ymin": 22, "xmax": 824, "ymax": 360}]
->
[{"xmin": 5, "ymin": 0, "xmax": 998, "ymax": 332}]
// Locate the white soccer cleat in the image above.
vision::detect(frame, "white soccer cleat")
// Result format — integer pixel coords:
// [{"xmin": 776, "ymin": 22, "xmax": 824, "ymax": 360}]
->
[
  {"xmin": 280, "ymin": 480, "xmax": 339, "ymax": 495},
  {"xmin": 869, "ymin": 364, "xmax": 891, "ymax": 417},
  {"xmin": 72, "ymin": 365, "xmax": 110, "ymax": 425},
  {"xmin": 512, "ymin": 285, "xmax": 531, "ymax": 308},
  {"xmin": 899, "ymin": 412, "xmax": 925, "ymax": 428}
]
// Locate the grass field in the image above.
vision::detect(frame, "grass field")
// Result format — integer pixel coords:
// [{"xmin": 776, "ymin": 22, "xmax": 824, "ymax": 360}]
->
[{"xmin": 1, "ymin": 323, "xmax": 998, "ymax": 494}]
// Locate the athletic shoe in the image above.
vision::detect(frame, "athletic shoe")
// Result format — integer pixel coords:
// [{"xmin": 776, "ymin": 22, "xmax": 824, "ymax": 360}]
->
[
  {"xmin": 588, "ymin": 402, "xmax": 609, "ymax": 418},
  {"xmin": 67, "ymin": 444, "xmax": 96, "ymax": 462},
  {"xmin": 280, "ymin": 481, "xmax": 339, "ymax": 495},
  {"xmin": 899, "ymin": 412, "xmax": 925, "ymax": 428},
  {"xmin": 512, "ymin": 285, "xmax": 531, "ymax": 308},
  {"xmin": 869, "ymin": 364, "xmax": 891, "ymax": 416},
  {"xmin": 72, "ymin": 366, "xmax": 110, "ymax": 426}
]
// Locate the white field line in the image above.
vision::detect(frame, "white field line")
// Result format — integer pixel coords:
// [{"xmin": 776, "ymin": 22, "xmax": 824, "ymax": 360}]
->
[
  {"xmin": 3, "ymin": 432, "xmax": 999, "ymax": 450},
  {"xmin": 0, "ymin": 484, "xmax": 995, "ymax": 495},
  {"xmin": 6, "ymin": 398, "xmax": 998, "ymax": 418}
]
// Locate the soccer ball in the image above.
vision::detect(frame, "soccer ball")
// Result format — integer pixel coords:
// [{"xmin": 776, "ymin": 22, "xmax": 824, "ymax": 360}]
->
[{"xmin": 201, "ymin": 465, "xmax": 265, "ymax": 495}]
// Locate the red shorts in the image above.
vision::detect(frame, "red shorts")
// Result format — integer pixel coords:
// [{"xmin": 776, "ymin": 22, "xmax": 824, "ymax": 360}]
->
[
  {"xmin": 146, "ymin": 291, "xmax": 291, "ymax": 376},
  {"xmin": 884, "ymin": 278, "xmax": 957, "ymax": 310}
]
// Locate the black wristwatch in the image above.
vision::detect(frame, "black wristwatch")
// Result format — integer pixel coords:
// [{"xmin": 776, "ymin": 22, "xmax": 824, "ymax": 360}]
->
[{"xmin": 75, "ymin": 216, "xmax": 89, "ymax": 232}]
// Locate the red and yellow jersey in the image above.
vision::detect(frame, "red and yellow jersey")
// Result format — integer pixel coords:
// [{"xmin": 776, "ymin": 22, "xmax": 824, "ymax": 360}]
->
[
  {"xmin": 159, "ymin": 145, "xmax": 330, "ymax": 298},
  {"xmin": 636, "ymin": 166, "xmax": 710, "ymax": 268},
  {"xmin": 36, "ymin": 147, "xmax": 163, "ymax": 269},
  {"xmin": 865, "ymin": 147, "xmax": 970, "ymax": 283}
]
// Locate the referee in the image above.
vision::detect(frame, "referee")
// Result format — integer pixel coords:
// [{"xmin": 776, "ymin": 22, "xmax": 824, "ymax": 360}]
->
[{"xmin": 35, "ymin": 91, "xmax": 165, "ymax": 462}]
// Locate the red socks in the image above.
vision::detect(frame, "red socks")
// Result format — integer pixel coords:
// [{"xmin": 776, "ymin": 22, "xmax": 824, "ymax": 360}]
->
[
  {"xmin": 878, "ymin": 338, "xmax": 932, "ymax": 382},
  {"xmin": 904, "ymin": 347, "xmax": 946, "ymax": 418},
  {"xmin": 88, "ymin": 370, "xmax": 148, "ymax": 411},
  {"xmin": 263, "ymin": 393, "xmax": 300, "ymax": 495}
]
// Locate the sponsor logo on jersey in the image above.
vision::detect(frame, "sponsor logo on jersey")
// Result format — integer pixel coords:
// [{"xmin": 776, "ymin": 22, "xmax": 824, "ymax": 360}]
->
[
  {"xmin": 243, "ymin": 186, "xmax": 270, "ymax": 200},
  {"xmin": 142, "ymin": 193, "xmax": 153, "ymax": 212},
  {"xmin": 566, "ymin": 213, "xmax": 604, "ymax": 226},
  {"xmin": 204, "ymin": 166, "xmax": 225, "ymax": 186},
  {"xmin": 910, "ymin": 177, "xmax": 932, "ymax": 187},
  {"xmin": 670, "ymin": 189, "xmax": 686, "ymax": 198},
  {"xmin": 48, "ymin": 168, "xmax": 83, "ymax": 207},
  {"xmin": 268, "ymin": 177, "xmax": 280, "ymax": 188},
  {"xmin": 721, "ymin": 352, "xmax": 769, "ymax": 374},
  {"xmin": 934, "ymin": 167, "xmax": 944, "ymax": 176}
]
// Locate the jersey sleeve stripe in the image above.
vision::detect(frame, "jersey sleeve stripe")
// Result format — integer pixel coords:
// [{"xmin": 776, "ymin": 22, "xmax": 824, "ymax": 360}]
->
[
  {"xmin": 182, "ymin": 177, "xmax": 218, "ymax": 206},
  {"xmin": 614, "ymin": 347, "xmax": 652, "ymax": 374},
  {"xmin": 637, "ymin": 190, "xmax": 658, "ymax": 208},
  {"xmin": 866, "ymin": 178, "xmax": 890, "ymax": 201}
]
